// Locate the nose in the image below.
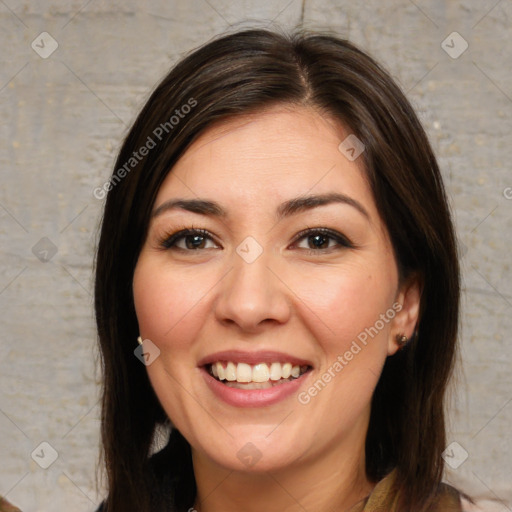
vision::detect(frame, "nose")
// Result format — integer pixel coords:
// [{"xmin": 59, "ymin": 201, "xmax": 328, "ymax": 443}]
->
[{"xmin": 213, "ymin": 245, "xmax": 291, "ymax": 333}]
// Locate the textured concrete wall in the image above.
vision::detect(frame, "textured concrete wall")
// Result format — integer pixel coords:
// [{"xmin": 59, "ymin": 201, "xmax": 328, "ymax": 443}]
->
[{"xmin": 0, "ymin": 1, "xmax": 510, "ymax": 510}]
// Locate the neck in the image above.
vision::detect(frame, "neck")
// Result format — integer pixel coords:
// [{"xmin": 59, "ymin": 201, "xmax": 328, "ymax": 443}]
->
[{"xmin": 191, "ymin": 429, "xmax": 374, "ymax": 512}]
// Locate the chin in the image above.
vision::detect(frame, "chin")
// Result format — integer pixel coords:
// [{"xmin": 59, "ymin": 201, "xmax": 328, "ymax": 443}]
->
[{"xmin": 195, "ymin": 434, "xmax": 305, "ymax": 474}]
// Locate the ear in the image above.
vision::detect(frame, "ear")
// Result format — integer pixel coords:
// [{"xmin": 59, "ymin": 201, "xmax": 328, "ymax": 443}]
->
[{"xmin": 387, "ymin": 273, "xmax": 422, "ymax": 356}]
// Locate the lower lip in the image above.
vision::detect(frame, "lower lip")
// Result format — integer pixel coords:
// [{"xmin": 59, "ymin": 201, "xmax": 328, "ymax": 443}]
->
[{"xmin": 200, "ymin": 366, "xmax": 312, "ymax": 408}]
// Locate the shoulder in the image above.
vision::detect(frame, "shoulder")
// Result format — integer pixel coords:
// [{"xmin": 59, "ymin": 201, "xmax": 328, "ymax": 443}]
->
[
  {"xmin": 438, "ymin": 483, "xmax": 510, "ymax": 512},
  {"xmin": 0, "ymin": 496, "xmax": 22, "ymax": 512},
  {"xmin": 461, "ymin": 497, "xmax": 510, "ymax": 512},
  {"xmin": 0, "ymin": 493, "xmax": 107, "ymax": 512}
]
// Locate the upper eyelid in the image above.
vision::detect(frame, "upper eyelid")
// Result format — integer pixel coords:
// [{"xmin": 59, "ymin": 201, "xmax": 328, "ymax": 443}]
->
[
  {"xmin": 161, "ymin": 227, "xmax": 352, "ymax": 249},
  {"xmin": 158, "ymin": 227, "xmax": 218, "ymax": 249},
  {"xmin": 292, "ymin": 227, "xmax": 352, "ymax": 244}
]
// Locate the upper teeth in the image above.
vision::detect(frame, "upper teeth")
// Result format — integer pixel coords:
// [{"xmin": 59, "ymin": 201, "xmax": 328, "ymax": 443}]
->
[{"xmin": 210, "ymin": 361, "xmax": 307, "ymax": 383}]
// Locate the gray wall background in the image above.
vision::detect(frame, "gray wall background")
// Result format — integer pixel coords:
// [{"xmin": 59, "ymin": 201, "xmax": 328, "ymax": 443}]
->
[{"xmin": 0, "ymin": 1, "xmax": 511, "ymax": 510}]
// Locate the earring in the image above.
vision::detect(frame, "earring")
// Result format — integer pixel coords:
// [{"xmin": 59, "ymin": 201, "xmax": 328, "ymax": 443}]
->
[
  {"xmin": 137, "ymin": 336, "xmax": 143, "ymax": 345},
  {"xmin": 395, "ymin": 333, "xmax": 408, "ymax": 349}
]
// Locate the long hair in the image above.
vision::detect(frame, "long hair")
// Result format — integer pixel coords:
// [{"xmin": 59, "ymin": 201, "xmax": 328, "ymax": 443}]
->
[{"xmin": 94, "ymin": 27, "xmax": 460, "ymax": 511}]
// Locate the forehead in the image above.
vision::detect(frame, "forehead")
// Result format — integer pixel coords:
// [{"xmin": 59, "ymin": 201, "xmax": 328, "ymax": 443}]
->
[{"xmin": 154, "ymin": 106, "xmax": 378, "ymax": 223}]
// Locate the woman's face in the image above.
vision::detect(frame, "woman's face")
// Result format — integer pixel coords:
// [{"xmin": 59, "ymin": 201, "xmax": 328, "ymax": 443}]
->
[{"xmin": 133, "ymin": 106, "xmax": 419, "ymax": 473}]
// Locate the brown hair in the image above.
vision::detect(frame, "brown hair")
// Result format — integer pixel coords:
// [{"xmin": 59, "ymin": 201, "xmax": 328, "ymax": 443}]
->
[{"xmin": 94, "ymin": 27, "xmax": 461, "ymax": 511}]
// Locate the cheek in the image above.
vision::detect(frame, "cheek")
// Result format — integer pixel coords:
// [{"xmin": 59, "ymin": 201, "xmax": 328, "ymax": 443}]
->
[
  {"xmin": 291, "ymin": 262, "xmax": 396, "ymax": 352},
  {"xmin": 132, "ymin": 257, "xmax": 211, "ymax": 350},
  {"xmin": 132, "ymin": 258, "xmax": 214, "ymax": 423},
  {"xmin": 290, "ymin": 266, "xmax": 395, "ymax": 434}
]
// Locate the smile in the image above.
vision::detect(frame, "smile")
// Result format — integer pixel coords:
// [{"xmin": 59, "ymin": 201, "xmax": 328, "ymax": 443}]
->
[
  {"xmin": 198, "ymin": 350, "xmax": 314, "ymax": 406},
  {"xmin": 208, "ymin": 361, "xmax": 311, "ymax": 389}
]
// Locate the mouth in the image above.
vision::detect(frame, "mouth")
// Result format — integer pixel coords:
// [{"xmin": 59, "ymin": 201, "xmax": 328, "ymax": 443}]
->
[
  {"xmin": 205, "ymin": 361, "xmax": 313, "ymax": 390},
  {"xmin": 198, "ymin": 351, "xmax": 315, "ymax": 407}
]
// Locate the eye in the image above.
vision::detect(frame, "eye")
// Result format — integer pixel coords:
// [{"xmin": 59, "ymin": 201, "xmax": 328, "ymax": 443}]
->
[
  {"xmin": 159, "ymin": 228, "xmax": 220, "ymax": 251},
  {"xmin": 158, "ymin": 226, "xmax": 353, "ymax": 253},
  {"xmin": 292, "ymin": 227, "xmax": 353, "ymax": 253}
]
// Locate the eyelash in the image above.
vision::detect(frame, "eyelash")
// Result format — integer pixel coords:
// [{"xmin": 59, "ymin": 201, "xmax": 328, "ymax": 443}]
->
[{"xmin": 157, "ymin": 225, "xmax": 354, "ymax": 254}]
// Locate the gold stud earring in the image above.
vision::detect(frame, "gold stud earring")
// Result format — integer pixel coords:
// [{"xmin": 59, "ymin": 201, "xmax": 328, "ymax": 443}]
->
[
  {"xmin": 137, "ymin": 336, "xmax": 143, "ymax": 345},
  {"xmin": 395, "ymin": 333, "xmax": 408, "ymax": 349}
]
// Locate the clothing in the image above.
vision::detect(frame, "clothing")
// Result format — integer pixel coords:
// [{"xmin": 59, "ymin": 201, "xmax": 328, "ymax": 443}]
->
[
  {"xmin": 1, "ymin": 474, "xmax": 500, "ymax": 511},
  {"xmin": 93, "ymin": 466, "xmax": 464, "ymax": 512},
  {"xmin": 0, "ymin": 497, "xmax": 21, "ymax": 512},
  {"xmin": 461, "ymin": 500, "xmax": 510, "ymax": 512},
  {"xmin": 348, "ymin": 468, "xmax": 462, "ymax": 511}
]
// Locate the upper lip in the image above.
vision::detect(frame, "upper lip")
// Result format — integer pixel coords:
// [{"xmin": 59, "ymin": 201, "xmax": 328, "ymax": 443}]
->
[{"xmin": 197, "ymin": 350, "xmax": 314, "ymax": 368}]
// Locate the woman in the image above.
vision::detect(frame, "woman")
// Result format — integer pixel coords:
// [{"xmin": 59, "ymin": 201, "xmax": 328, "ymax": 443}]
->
[{"xmin": 92, "ymin": 27, "xmax": 470, "ymax": 512}]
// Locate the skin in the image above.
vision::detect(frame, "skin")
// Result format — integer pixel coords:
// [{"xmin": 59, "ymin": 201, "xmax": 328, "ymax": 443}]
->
[{"xmin": 132, "ymin": 105, "xmax": 421, "ymax": 512}]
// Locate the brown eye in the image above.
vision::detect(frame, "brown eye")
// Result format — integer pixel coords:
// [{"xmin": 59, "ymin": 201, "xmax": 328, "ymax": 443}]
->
[
  {"xmin": 293, "ymin": 228, "xmax": 353, "ymax": 252},
  {"xmin": 305, "ymin": 233, "xmax": 330, "ymax": 249},
  {"xmin": 161, "ymin": 229, "xmax": 219, "ymax": 250}
]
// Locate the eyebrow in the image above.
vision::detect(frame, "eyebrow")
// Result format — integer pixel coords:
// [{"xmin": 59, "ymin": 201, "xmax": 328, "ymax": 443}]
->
[{"xmin": 152, "ymin": 192, "xmax": 370, "ymax": 221}]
